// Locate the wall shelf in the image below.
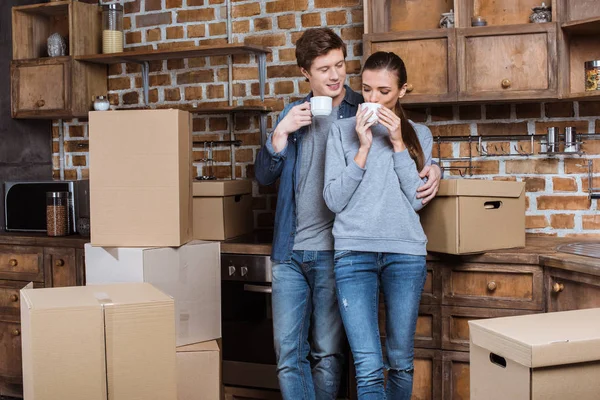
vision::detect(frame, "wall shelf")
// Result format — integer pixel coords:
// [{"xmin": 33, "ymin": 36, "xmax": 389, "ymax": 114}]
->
[
  {"xmin": 76, "ymin": 44, "xmax": 271, "ymax": 105},
  {"xmin": 562, "ymin": 16, "xmax": 600, "ymax": 35}
]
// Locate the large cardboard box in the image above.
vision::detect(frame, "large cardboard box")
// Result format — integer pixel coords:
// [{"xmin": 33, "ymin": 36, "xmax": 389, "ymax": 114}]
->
[
  {"xmin": 420, "ymin": 179, "xmax": 525, "ymax": 254},
  {"xmin": 85, "ymin": 240, "xmax": 221, "ymax": 346},
  {"xmin": 470, "ymin": 308, "xmax": 600, "ymax": 400},
  {"xmin": 20, "ymin": 282, "xmax": 176, "ymax": 400},
  {"xmin": 193, "ymin": 179, "xmax": 253, "ymax": 240},
  {"xmin": 177, "ymin": 340, "xmax": 221, "ymax": 400},
  {"xmin": 89, "ymin": 109, "xmax": 192, "ymax": 247}
]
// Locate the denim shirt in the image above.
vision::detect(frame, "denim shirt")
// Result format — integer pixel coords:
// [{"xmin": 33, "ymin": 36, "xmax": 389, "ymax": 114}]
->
[{"xmin": 255, "ymin": 86, "xmax": 363, "ymax": 262}]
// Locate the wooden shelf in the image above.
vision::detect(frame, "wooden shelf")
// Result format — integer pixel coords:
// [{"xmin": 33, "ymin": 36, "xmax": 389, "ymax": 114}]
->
[
  {"xmin": 13, "ymin": 1, "xmax": 70, "ymax": 16},
  {"xmin": 562, "ymin": 16, "xmax": 600, "ymax": 35},
  {"xmin": 75, "ymin": 44, "xmax": 271, "ymax": 64},
  {"xmin": 565, "ymin": 91, "xmax": 600, "ymax": 101},
  {"xmin": 117, "ymin": 105, "xmax": 272, "ymax": 114}
]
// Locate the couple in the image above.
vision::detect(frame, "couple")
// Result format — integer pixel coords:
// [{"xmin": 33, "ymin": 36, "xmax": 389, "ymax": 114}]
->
[{"xmin": 255, "ymin": 28, "xmax": 439, "ymax": 400}]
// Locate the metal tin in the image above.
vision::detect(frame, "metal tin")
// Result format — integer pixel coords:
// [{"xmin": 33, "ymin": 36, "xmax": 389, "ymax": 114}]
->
[
  {"xmin": 565, "ymin": 127, "xmax": 578, "ymax": 153},
  {"xmin": 546, "ymin": 127, "xmax": 559, "ymax": 153},
  {"xmin": 585, "ymin": 60, "xmax": 600, "ymax": 91}
]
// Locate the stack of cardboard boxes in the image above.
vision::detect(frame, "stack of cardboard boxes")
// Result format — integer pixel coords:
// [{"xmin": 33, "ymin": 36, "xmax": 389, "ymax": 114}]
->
[{"xmin": 21, "ymin": 109, "xmax": 253, "ymax": 399}]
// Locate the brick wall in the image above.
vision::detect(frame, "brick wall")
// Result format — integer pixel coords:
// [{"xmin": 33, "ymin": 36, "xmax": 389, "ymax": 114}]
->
[{"xmin": 51, "ymin": 0, "xmax": 600, "ymax": 236}]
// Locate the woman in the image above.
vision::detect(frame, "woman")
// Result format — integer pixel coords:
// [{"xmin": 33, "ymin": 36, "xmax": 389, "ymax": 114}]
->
[{"xmin": 323, "ymin": 51, "xmax": 432, "ymax": 399}]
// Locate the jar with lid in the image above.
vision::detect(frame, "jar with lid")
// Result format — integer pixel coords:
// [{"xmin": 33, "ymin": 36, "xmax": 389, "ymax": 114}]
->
[
  {"xmin": 585, "ymin": 60, "xmax": 600, "ymax": 92},
  {"xmin": 46, "ymin": 191, "xmax": 69, "ymax": 237},
  {"xmin": 102, "ymin": 4, "xmax": 124, "ymax": 54}
]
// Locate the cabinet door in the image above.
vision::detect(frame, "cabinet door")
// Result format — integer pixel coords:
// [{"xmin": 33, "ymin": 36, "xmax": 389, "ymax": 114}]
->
[
  {"xmin": 412, "ymin": 348, "xmax": 443, "ymax": 400},
  {"xmin": 441, "ymin": 306, "xmax": 536, "ymax": 352},
  {"xmin": 422, "ymin": 262, "xmax": 442, "ymax": 305},
  {"xmin": 442, "ymin": 351, "xmax": 469, "ymax": 400},
  {"xmin": 546, "ymin": 268, "xmax": 600, "ymax": 312},
  {"xmin": 44, "ymin": 247, "xmax": 77, "ymax": 288},
  {"xmin": 0, "ymin": 319, "xmax": 22, "ymax": 383},
  {"xmin": 457, "ymin": 24, "xmax": 557, "ymax": 102},
  {"xmin": 11, "ymin": 57, "xmax": 71, "ymax": 118},
  {"xmin": 379, "ymin": 303, "xmax": 441, "ymax": 349},
  {"xmin": 441, "ymin": 263, "xmax": 544, "ymax": 310},
  {"xmin": 0, "ymin": 245, "xmax": 44, "ymax": 282},
  {"xmin": 364, "ymin": 30, "xmax": 458, "ymax": 104}
]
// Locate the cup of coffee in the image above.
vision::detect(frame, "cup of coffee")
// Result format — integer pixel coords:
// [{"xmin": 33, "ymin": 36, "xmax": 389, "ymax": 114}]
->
[
  {"xmin": 361, "ymin": 102, "xmax": 382, "ymax": 124},
  {"xmin": 310, "ymin": 96, "xmax": 333, "ymax": 116}
]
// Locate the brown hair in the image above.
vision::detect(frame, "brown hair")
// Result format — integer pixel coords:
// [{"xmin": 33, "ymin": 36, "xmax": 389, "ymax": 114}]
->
[
  {"xmin": 295, "ymin": 28, "xmax": 347, "ymax": 71},
  {"xmin": 362, "ymin": 51, "xmax": 425, "ymax": 171}
]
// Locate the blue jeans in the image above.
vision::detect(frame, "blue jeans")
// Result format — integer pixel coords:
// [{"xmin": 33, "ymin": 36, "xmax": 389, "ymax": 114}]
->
[
  {"xmin": 334, "ymin": 251, "xmax": 427, "ymax": 400},
  {"xmin": 272, "ymin": 250, "xmax": 345, "ymax": 400}
]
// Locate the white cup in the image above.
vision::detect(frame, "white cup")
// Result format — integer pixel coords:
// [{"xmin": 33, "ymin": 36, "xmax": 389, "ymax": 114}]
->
[
  {"xmin": 310, "ymin": 96, "xmax": 333, "ymax": 116},
  {"xmin": 361, "ymin": 102, "xmax": 382, "ymax": 124}
]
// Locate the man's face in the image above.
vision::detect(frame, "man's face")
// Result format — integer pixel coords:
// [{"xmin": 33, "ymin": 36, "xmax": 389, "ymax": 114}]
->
[{"xmin": 301, "ymin": 48, "xmax": 346, "ymax": 99}]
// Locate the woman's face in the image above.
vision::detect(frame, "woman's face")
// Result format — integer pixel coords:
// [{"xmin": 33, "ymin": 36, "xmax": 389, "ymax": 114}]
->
[{"xmin": 361, "ymin": 69, "xmax": 407, "ymax": 110}]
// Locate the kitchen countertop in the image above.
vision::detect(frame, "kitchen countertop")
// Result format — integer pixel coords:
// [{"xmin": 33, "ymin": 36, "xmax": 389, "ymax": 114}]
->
[
  {"xmin": 221, "ymin": 232, "xmax": 600, "ymax": 276},
  {"xmin": 0, "ymin": 231, "xmax": 90, "ymax": 247}
]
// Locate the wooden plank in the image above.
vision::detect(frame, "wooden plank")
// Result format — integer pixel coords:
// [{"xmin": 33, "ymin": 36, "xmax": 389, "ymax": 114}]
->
[
  {"xmin": 562, "ymin": 16, "xmax": 600, "ymax": 35},
  {"xmin": 72, "ymin": 1, "xmax": 101, "ymax": 56},
  {"xmin": 12, "ymin": 1, "xmax": 70, "ymax": 16},
  {"xmin": 75, "ymin": 44, "xmax": 272, "ymax": 64},
  {"xmin": 541, "ymin": 254, "xmax": 600, "ymax": 277}
]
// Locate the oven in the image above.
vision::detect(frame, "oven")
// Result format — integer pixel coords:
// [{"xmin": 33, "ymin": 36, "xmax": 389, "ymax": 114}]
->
[{"xmin": 221, "ymin": 252, "xmax": 351, "ymax": 398}]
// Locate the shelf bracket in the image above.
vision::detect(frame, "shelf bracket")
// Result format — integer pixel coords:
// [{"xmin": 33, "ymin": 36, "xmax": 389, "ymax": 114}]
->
[
  {"xmin": 258, "ymin": 52, "xmax": 267, "ymax": 101},
  {"xmin": 128, "ymin": 60, "xmax": 150, "ymax": 105},
  {"xmin": 260, "ymin": 113, "xmax": 268, "ymax": 146}
]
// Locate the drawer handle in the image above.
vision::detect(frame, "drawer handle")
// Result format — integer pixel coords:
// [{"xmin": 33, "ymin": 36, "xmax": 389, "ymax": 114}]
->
[
  {"xmin": 12, "ymin": 329, "xmax": 20, "ymax": 337},
  {"xmin": 552, "ymin": 282, "xmax": 564, "ymax": 293},
  {"xmin": 55, "ymin": 259, "xmax": 65, "ymax": 267},
  {"xmin": 10, "ymin": 294, "xmax": 18, "ymax": 302},
  {"xmin": 501, "ymin": 79, "xmax": 511, "ymax": 89},
  {"xmin": 406, "ymin": 83, "xmax": 414, "ymax": 93},
  {"xmin": 9, "ymin": 259, "xmax": 18, "ymax": 267},
  {"xmin": 487, "ymin": 281, "xmax": 497, "ymax": 291},
  {"xmin": 37, "ymin": 99, "xmax": 45, "ymax": 108}
]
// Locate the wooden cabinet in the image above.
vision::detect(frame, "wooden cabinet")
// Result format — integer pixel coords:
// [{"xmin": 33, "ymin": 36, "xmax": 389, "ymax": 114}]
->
[
  {"xmin": 0, "ymin": 234, "xmax": 86, "ymax": 398},
  {"xmin": 10, "ymin": 1, "xmax": 106, "ymax": 119},
  {"xmin": 412, "ymin": 349, "xmax": 443, "ymax": 400},
  {"xmin": 442, "ymin": 351, "xmax": 470, "ymax": 400},
  {"xmin": 546, "ymin": 267, "xmax": 600, "ymax": 312},
  {"xmin": 456, "ymin": 24, "xmax": 558, "ymax": 102},
  {"xmin": 364, "ymin": 30, "xmax": 458, "ymax": 104}
]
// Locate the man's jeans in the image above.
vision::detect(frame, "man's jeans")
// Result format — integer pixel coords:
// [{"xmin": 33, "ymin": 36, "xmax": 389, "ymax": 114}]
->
[
  {"xmin": 272, "ymin": 250, "xmax": 345, "ymax": 400},
  {"xmin": 334, "ymin": 251, "xmax": 427, "ymax": 400}
]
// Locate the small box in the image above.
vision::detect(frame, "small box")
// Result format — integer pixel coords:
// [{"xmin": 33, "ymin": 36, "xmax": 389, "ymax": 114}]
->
[
  {"xmin": 89, "ymin": 109, "xmax": 193, "ymax": 247},
  {"xmin": 177, "ymin": 340, "xmax": 221, "ymax": 400},
  {"xmin": 20, "ymin": 282, "xmax": 176, "ymax": 400},
  {"xmin": 193, "ymin": 179, "xmax": 253, "ymax": 241},
  {"xmin": 469, "ymin": 308, "xmax": 600, "ymax": 400},
  {"xmin": 85, "ymin": 240, "xmax": 221, "ymax": 346},
  {"xmin": 420, "ymin": 179, "xmax": 525, "ymax": 254}
]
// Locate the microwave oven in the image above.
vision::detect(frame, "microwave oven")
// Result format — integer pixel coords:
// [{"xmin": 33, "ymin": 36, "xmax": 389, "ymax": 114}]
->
[{"xmin": 4, "ymin": 180, "xmax": 89, "ymax": 233}]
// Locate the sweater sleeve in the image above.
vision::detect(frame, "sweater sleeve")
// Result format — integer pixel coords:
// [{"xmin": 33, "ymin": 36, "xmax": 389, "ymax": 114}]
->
[
  {"xmin": 392, "ymin": 124, "xmax": 433, "ymax": 212},
  {"xmin": 323, "ymin": 122, "xmax": 365, "ymax": 214}
]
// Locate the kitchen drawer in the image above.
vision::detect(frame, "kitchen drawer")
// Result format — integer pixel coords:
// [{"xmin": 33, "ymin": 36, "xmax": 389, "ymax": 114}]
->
[
  {"xmin": 0, "ymin": 319, "xmax": 22, "ymax": 383},
  {"xmin": 546, "ymin": 268, "xmax": 600, "ymax": 313},
  {"xmin": 441, "ymin": 306, "xmax": 536, "ymax": 352},
  {"xmin": 422, "ymin": 262, "xmax": 442, "ymax": 305},
  {"xmin": 442, "ymin": 351, "xmax": 469, "ymax": 400},
  {"xmin": 0, "ymin": 280, "xmax": 44, "ymax": 318},
  {"xmin": 442, "ymin": 263, "xmax": 544, "ymax": 310},
  {"xmin": 44, "ymin": 247, "xmax": 78, "ymax": 287},
  {"xmin": 379, "ymin": 303, "xmax": 441, "ymax": 349},
  {"xmin": 0, "ymin": 245, "xmax": 44, "ymax": 282}
]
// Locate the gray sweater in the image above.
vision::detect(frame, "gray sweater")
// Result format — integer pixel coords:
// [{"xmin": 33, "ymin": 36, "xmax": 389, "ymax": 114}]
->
[{"xmin": 323, "ymin": 118, "xmax": 433, "ymax": 255}]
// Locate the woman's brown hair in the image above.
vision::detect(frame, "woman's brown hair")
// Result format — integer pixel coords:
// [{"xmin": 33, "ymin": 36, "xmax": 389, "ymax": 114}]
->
[
  {"xmin": 295, "ymin": 28, "xmax": 347, "ymax": 71},
  {"xmin": 362, "ymin": 51, "xmax": 425, "ymax": 171}
]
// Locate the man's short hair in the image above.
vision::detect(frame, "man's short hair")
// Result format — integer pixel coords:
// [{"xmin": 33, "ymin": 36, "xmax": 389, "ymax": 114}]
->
[{"xmin": 295, "ymin": 28, "xmax": 347, "ymax": 71}]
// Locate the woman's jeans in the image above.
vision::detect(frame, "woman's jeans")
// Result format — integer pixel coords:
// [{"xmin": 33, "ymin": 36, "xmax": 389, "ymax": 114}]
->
[
  {"xmin": 272, "ymin": 250, "xmax": 346, "ymax": 400},
  {"xmin": 334, "ymin": 251, "xmax": 427, "ymax": 400}
]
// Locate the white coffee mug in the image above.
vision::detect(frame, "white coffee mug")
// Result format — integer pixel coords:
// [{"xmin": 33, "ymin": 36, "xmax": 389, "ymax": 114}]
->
[
  {"xmin": 361, "ymin": 102, "xmax": 382, "ymax": 124},
  {"xmin": 310, "ymin": 96, "xmax": 333, "ymax": 116}
]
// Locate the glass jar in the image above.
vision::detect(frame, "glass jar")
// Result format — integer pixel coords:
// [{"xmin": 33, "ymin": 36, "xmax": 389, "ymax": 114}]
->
[
  {"xmin": 46, "ymin": 192, "xmax": 69, "ymax": 237},
  {"xmin": 585, "ymin": 60, "xmax": 600, "ymax": 92},
  {"xmin": 102, "ymin": 4, "xmax": 124, "ymax": 54}
]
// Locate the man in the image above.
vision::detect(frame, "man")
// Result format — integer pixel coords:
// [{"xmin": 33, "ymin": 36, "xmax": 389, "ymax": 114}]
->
[{"xmin": 255, "ymin": 28, "xmax": 441, "ymax": 400}]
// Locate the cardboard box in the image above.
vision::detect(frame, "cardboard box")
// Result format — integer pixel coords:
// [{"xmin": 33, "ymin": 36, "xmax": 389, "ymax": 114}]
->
[
  {"xmin": 89, "ymin": 109, "xmax": 192, "ymax": 247},
  {"xmin": 193, "ymin": 179, "xmax": 253, "ymax": 241},
  {"xmin": 420, "ymin": 179, "xmax": 525, "ymax": 254},
  {"xmin": 469, "ymin": 308, "xmax": 600, "ymax": 400},
  {"xmin": 20, "ymin": 282, "xmax": 176, "ymax": 400},
  {"xmin": 177, "ymin": 340, "xmax": 221, "ymax": 400},
  {"xmin": 85, "ymin": 240, "xmax": 221, "ymax": 346}
]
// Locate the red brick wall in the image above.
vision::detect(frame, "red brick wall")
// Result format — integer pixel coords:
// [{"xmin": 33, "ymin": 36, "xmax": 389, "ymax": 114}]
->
[{"xmin": 52, "ymin": 0, "xmax": 600, "ymax": 236}]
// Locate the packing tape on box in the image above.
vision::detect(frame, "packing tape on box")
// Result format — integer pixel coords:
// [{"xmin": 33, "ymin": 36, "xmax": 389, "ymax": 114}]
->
[{"xmin": 94, "ymin": 292, "xmax": 114, "ymax": 305}]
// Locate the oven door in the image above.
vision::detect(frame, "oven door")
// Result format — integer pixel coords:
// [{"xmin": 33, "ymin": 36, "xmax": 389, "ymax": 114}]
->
[{"xmin": 222, "ymin": 280, "xmax": 279, "ymax": 390}]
